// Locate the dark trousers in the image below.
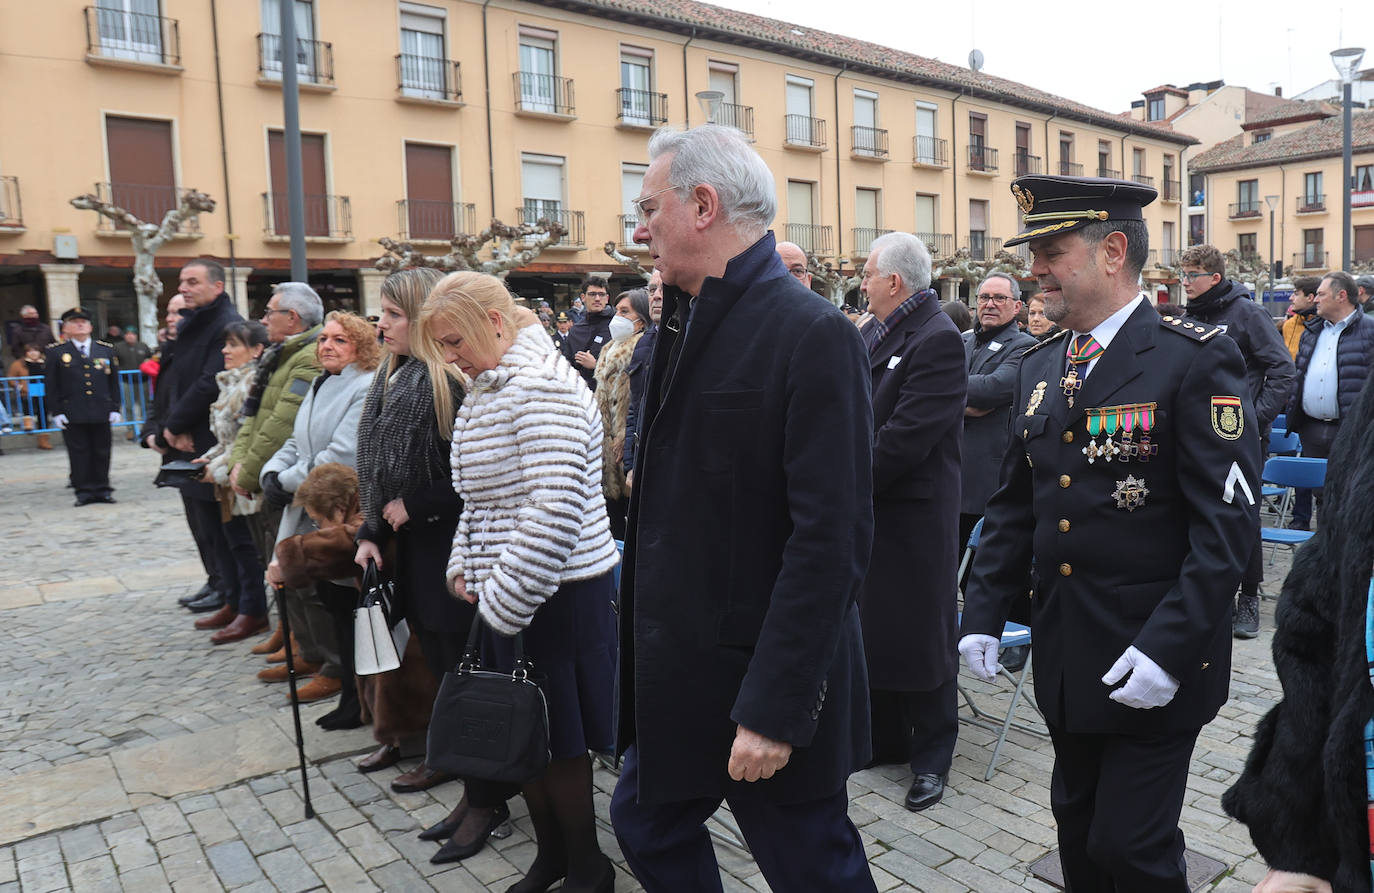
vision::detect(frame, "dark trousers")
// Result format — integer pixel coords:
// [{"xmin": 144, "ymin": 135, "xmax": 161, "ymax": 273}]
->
[
  {"xmin": 184, "ymin": 495, "xmax": 236, "ymax": 608},
  {"xmin": 1047, "ymin": 724, "xmax": 1199, "ymax": 893},
  {"xmin": 610, "ymin": 744, "xmax": 877, "ymax": 893},
  {"xmin": 317, "ymin": 581, "xmax": 359, "ymax": 714},
  {"xmin": 1290, "ymin": 419, "xmax": 1339, "ymax": 526},
  {"xmin": 64, "ymin": 421, "xmax": 112, "ymax": 501},
  {"xmin": 869, "ymin": 678, "xmax": 958, "ymax": 775}
]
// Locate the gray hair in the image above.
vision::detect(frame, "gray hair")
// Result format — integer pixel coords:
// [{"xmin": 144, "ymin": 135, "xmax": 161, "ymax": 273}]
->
[
  {"xmin": 869, "ymin": 232, "xmax": 932, "ymax": 292},
  {"xmin": 647, "ymin": 126, "xmax": 776, "ymax": 238},
  {"xmin": 978, "ymin": 272, "xmax": 1022, "ymax": 303},
  {"xmin": 272, "ymin": 281, "xmax": 324, "ymax": 327}
]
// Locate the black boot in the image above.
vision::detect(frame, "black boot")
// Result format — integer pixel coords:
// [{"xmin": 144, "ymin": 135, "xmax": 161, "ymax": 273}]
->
[{"xmin": 1234, "ymin": 592, "xmax": 1260, "ymax": 639}]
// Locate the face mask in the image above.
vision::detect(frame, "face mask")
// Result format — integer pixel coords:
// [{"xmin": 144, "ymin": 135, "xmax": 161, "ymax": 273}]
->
[{"xmin": 608, "ymin": 315, "xmax": 636, "ymax": 342}]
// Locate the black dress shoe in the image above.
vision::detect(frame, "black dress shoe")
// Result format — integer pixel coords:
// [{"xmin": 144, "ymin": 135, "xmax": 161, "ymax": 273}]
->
[
  {"xmin": 93, "ymin": 495, "xmax": 117, "ymax": 504},
  {"xmin": 904, "ymin": 773, "xmax": 947, "ymax": 812},
  {"xmin": 179, "ymin": 584, "xmax": 216, "ymax": 607},
  {"xmin": 1000, "ymin": 644, "xmax": 1029, "ymax": 673},
  {"xmin": 73, "ymin": 497, "xmax": 92, "ymax": 507},
  {"xmin": 185, "ymin": 590, "xmax": 227, "ymax": 613},
  {"xmin": 431, "ymin": 804, "xmax": 510, "ymax": 864},
  {"xmin": 418, "ymin": 803, "xmax": 468, "ymax": 842}
]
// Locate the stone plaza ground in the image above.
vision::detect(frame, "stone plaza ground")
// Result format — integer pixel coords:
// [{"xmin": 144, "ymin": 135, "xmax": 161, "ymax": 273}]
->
[{"xmin": 0, "ymin": 436, "xmax": 1293, "ymax": 892}]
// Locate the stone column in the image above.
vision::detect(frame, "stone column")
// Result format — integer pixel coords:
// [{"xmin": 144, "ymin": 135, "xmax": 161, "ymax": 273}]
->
[
  {"xmin": 357, "ymin": 268, "xmax": 388, "ymax": 319},
  {"xmin": 40, "ymin": 264, "xmax": 85, "ymax": 333},
  {"xmin": 938, "ymin": 277, "xmax": 961, "ymax": 303},
  {"xmin": 225, "ymin": 266, "xmax": 254, "ymax": 319}
]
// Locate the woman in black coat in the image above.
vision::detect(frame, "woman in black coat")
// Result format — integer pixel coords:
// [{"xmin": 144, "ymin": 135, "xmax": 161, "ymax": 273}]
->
[{"xmin": 353, "ymin": 269, "xmax": 510, "ymax": 865}]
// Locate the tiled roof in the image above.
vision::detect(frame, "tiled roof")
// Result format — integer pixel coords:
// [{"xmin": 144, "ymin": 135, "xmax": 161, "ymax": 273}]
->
[
  {"xmin": 547, "ymin": 0, "xmax": 1197, "ymax": 146},
  {"xmin": 1242, "ymin": 99, "xmax": 1338, "ymax": 128},
  {"xmin": 1190, "ymin": 109, "xmax": 1374, "ymax": 172},
  {"xmin": 1143, "ymin": 84, "xmax": 1189, "ymax": 98}
]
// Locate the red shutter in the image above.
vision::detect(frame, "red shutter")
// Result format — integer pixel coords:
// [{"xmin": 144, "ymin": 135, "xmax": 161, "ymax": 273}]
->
[
  {"xmin": 404, "ymin": 143, "xmax": 454, "ymax": 239},
  {"xmin": 106, "ymin": 116, "xmax": 175, "ymax": 223},
  {"xmin": 268, "ymin": 131, "xmax": 328, "ymax": 236}
]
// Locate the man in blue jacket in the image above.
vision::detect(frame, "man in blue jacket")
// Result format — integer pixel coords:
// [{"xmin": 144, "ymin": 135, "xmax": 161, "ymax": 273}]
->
[{"xmin": 611, "ymin": 125, "xmax": 876, "ymax": 892}]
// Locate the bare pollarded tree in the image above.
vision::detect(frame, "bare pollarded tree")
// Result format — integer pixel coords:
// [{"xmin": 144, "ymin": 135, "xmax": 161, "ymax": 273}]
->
[
  {"xmin": 602, "ymin": 242, "xmax": 653, "ymax": 284},
  {"xmin": 375, "ymin": 218, "xmax": 566, "ymax": 278},
  {"xmin": 932, "ymin": 248, "xmax": 1031, "ymax": 293},
  {"xmin": 69, "ymin": 189, "xmax": 216, "ymax": 344}
]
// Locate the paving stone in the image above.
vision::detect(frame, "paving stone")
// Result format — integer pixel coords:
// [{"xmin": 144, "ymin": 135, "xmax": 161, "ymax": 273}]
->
[
  {"xmin": 256, "ymin": 847, "xmax": 322, "ymax": 893},
  {"xmin": 336, "ymin": 823, "xmax": 401, "ymax": 871},
  {"xmin": 204, "ymin": 841, "xmax": 263, "ymax": 887},
  {"xmin": 309, "ymin": 853, "xmax": 379, "ymax": 893},
  {"xmin": 115, "ymin": 863, "xmax": 172, "ymax": 892},
  {"xmin": 66, "ymin": 854, "xmax": 119, "ymax": 893}
]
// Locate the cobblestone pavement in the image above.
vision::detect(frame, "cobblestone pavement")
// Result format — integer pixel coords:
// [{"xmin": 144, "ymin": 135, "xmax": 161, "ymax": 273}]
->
[{"xmin": 0, "ymin": 439, "xmax": 1294, "ymax": 891}]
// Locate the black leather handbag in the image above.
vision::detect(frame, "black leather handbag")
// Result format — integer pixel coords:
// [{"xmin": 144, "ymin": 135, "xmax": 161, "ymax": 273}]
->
[{"xmin": 426, "ymin": 615, "xmax": 551, "ymax": 784}]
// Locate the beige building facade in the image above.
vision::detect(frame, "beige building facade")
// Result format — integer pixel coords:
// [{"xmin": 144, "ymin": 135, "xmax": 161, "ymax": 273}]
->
[{"xmin": 0, "ymin": 0, "xmax": 1193, "ymax": 341}]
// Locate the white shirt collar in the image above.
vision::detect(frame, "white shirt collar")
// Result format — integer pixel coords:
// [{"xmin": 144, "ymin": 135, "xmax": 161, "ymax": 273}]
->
[
  {"xmin": 1071, "ymin": 294, "xmax": 1146, "ymax": 352},
  {"xmin": 72, "ymin": 338, "xmax": 92, "ymax": 350},
  {"xmin": 1323, "ymin": 306, "xmax": 1359, "ymax": 330}
]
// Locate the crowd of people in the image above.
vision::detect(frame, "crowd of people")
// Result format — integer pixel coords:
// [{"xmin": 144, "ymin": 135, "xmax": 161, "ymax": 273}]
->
[{"xmin": 14, "ymin": 122, "xmax": 1374, "ymax": 893}]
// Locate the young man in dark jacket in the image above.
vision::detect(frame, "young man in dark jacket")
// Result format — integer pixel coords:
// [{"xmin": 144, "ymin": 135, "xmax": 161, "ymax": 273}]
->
[
  {"xmin": 1179, "ymin": 245, "xmax": 1296, "ymax": 638},
  {"xmin": 559, "ymin": 276, "xmax": 615, "ymax": 390}
]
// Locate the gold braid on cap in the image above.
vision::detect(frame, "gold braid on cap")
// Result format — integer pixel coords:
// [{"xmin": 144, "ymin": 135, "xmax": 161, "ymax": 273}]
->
[{"xmin": 1021, "ymin": 210, "xmax": 1111, "ymax": 224}]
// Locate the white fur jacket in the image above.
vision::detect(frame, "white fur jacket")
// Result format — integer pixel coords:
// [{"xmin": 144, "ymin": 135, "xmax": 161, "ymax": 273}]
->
[
  {"xmin": 447, "ymin": 324, "xmax": 620, "ymax": 635},
  {"xmin": 201, "ymin": 364, "xmax": 260, "ymax": 516}
]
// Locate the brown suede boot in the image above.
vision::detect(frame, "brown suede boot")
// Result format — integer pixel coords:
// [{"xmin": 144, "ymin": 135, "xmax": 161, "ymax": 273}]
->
[
  {"xmin": 251, "ymin": 624, "xmax": 284, "ymax": 655},
  {"xmin": 264, "ymin": 634, "xmax": 302, "ymax": 664},
  {"xmin": 36, "ymin": 433, "xmax": 52, "ymax": 450},
  {"xmin": 257, "ymin": 661, "xmax": 321, "ymax": 683},
  {"xmin": 290, "ymin": 674, "xmax": 342, "ymax": 703}
]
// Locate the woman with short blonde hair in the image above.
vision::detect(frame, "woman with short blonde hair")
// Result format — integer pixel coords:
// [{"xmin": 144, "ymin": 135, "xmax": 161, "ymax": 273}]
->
[{"xmin": 419, "ymin": 271, "xmax": 620, "ymax": 893}]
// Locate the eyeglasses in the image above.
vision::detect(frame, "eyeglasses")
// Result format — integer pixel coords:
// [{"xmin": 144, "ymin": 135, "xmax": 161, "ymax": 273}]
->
[
  {"xmin": 632, "ymin": 185, "xmax": 679, "ymax": 218},
  {"xmin": 975, "ymin": 293, "xmax": 1013, "ymax": 304},
  {"xmin": 787, "ymin": 265, "xmax": 809, "ymax": 280},
  {"xmin": 1180, "ymin": 271, "xmax": 1214, "ymax": 280},
  {"xmin": 263, "ymin": 308, "xmax": 294, "ymax": 317}
]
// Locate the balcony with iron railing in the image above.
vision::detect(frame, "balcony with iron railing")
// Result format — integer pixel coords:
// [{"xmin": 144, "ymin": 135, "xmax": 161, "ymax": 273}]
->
[
  {"xmin": 617, "ymin": 214, "xmax": 647, "ymax": 251},
  {"xmin": 616, "ymin": 88, "xmax": 668, "ymax": 128},
  {"xmin": 1354, "ymin": 190, "xmax": 1374, "ymax": 209},
  {"xmin": 1296, "ymin": 194, "xmax": 1327, "ymax": 214},
  {"xmin": 397, "ymin": 200, "xmax": 476, "ymax": 242},
  {"xmin": 1162, "ymin": 179, "xmax": 1182, "ymax": 202},
  {"xmin": 1060, "ymin": 161, "xmax": 1084, "ymax": 176},
  {"xmin": 84, "ymin": 6, "xmax": 180, "ymax": 69},
  {"xmin": 395, "ymin": 54, "xmax": 461, "ymax": 103},
  {"xmin": 515, "ymin": 206, "xmax": 584, "ymax": 248},
  {"xmin": 256, "ymin": 33, "xmax": 333, "ymax": 87},
  {"xmin": 715, "ymin": 102, "xmax": 754, "ymax": 139},
  {"xmin": 1158, "ymin": 246, "xmax": 1182, "ymax": 267},
  {"xmin": 513, "ymin": 72, "xmax": 575, "ymax": 117},
  {"xmin": 1013, "ymin": 153, "xmax": 1042, "ymax": 176},
  {"xmin": 966, "ymin": 234, "xmax": 1003, "ymax": 261},
  {"xmin": 851, "ymin": 126, "xmax": 889, "ymax": 160},
  {"xmin": 917, "ymin": 232, "xmax": 954, "ymax": 258},
  {"xmin": 0, "ymin": 177, "xmax": 23, "ymax": 232},
  {"xmin": 967, "ymin": 144, "xmax": 998, "ymax": 174},
  {"xmin": 850, "ymin": 227, "xmax": 893, "ymax": 256},
  {"xmin": 785, "ymin": 223, "xmax": 833, "ymax": 255},
  {"xmin": 262, "ymin": 192, "xmax": 351, "ymax": 240},
  {"xmin": 1293, "ymin": 250, "xmax": 1330, "ymax": 271},
  {"xmin": 1096, "ymin": 167, "xmax": 1120, "ymax": 179},
  {"xmin": 912, "ymin": 136, "xmax": 949, "ymax": 168},
  {"xmin": 784, "ymin": 115, "xmax": 827, "ymax": 151},
  {"xmin": 1228, "ymin": 201, "xmax": 1263, "ymax": 220},
  {"xmin": 1132, "ymin": 173, "xmax": 1155, "ymax": 187},
  {"xmin": 94, "ymin": 183, "xmax": 200, "ymax": 235}
]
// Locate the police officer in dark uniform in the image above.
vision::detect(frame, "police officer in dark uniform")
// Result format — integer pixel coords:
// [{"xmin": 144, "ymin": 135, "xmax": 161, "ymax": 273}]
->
[
  {"xmin": 958, "ymin": 176, "xmax": 1261, "ymax": 893},
  {"xmin": 45, "ymin": 307, "xmax": 121, "ymax": 505},
  {"xmin": 551, "ymin": 310, "xmax": 572, "ymax": 354}
]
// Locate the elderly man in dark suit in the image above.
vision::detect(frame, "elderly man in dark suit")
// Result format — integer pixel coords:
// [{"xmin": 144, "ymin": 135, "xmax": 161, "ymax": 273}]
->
[
  {"xmin": 857, "ymin": 232, "xmax": 967, "ymax": 812},
  {"xmin": 610, "ymin": 125, "xmax": 876, "ymax": 892}
]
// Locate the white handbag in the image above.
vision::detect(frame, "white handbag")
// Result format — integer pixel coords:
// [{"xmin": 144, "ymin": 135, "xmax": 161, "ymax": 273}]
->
[{"xmin": 354, "ymin": 559, "xmax": 409, "ymax": 675}]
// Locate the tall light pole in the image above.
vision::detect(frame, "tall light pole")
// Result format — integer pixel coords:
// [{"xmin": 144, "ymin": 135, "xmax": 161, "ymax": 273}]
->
[
  {"xmin": 1332, "ymin": 47, "xmax": 1365, "ymax": 271},
  {"xmin": 1265, "ymin": 194, "xmax": 1279, "ymax": 298}
]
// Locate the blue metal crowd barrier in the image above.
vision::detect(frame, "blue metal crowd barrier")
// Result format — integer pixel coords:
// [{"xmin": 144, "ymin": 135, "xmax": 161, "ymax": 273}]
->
[{"xmin": 0, "ymin": 370, "xmax": 151, "ymax": 436}]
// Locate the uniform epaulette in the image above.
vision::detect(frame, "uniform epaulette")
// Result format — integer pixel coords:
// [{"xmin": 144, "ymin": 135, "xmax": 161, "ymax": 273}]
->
[
  {"xmin": 45, "ymin": 341, "xmax": 61, "ymax": 349},
  {"xmin": 96, "ymin": 340, "xmax": 113, "ymax": 348},
  {"xmin": 1160, "ymin": 315, "xmax": 1222, "ymax": 342},
  {"xmin": 1021, "ymin": 327, "xmax": 1070, "ymax": 355}
]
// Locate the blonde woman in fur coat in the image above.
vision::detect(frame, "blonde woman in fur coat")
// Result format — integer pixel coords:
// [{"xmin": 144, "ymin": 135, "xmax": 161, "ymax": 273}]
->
[{"xmin": 592, "ymin": 287, "xmax": 649, "ymax": 541}]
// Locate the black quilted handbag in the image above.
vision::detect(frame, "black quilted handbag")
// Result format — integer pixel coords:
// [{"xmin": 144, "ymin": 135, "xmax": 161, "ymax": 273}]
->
[{"xmin": 426, "ymin": 615, "xmax": 551, "ymax": 784}]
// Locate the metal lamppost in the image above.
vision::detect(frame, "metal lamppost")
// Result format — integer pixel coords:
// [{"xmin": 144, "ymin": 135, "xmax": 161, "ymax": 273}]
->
[
  {"xmin": 1265, "ymin": 194, "xmax": 1280, "ymax": 296},
  {"xmin": 695, "ymin": 90, "xmax": 724, "ymax": 125},
  {"xmin": 1332, "ymin": 47, "xmax": 1365, "ymax": 271}
]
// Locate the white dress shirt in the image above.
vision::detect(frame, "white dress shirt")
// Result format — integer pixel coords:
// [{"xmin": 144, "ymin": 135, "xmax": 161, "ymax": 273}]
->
[
  {"xmin": 1066, "ymin": 294, "xmax": 1146, "ymax": 380},
  {"xmin": 1301, "ymin": 306, "xmax": 1357, "ymax": 421}
]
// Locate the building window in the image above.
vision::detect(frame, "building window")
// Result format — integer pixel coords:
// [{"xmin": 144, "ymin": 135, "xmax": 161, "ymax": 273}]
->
[
  {"xmin": 1188, "ymin": 213, "xmax": 1204, "ymax": 245},
  {"xmin": 853, "ymin": 88, "xmax": 880, "ymax": 155},
  {"xmin": 1238, "ymin": 233, "xmax": 1257, "ymax": 259},
  {"xmin": 1060, "ymin": 131, "xmax": 1075, "ymax": 175},
  {"xmin": 1189, "ymin": 172, "xmax": 1205, "ymax": 206},
  {"xmin": 517, "ymin": 28, "xmax": 559, "ymax": 114},
  {"xmin": 915, "ymin": 194, "xmax": 937, "ymax": 236},
  {"xmin": 707, "ymin": 61, "xmax": 747, "ymax": 132},
  {"xmin": 1237, "ymin": 179, "xmax": 1259, "ymax": 214},
  {"xmin": 1161, "ymin": 221, "xmax": 1176, "ymax": 264},
  {"xmin": 1097, "ymin": 140, "xmax": 1112, "ymax": 177},
  {"xmin": 95, "ymin": 0, "xmax": 165, "ymax": 63},
  {"xmin": 968, "ymin": 112, "xmax": 988, "ymax": 171},
  {"xmin": 619, "ymin": 45, "xmax": 654, "ymax": 125},
  {"xmin": 520, "ymin": 152, "xmax": 564, "ymax": 225},
  {"xmin": 398, "ymin": 2, "xmax": 448, "ymax": 99},
  {"xmin": 854, "ymin": 187, "xmax": 880, "ymax": 253},
  {"xmin": 1147, "ymin": 95, "xmax": 1165, "ymax": 121},
  {"xmin": 403, "ymin": 142, "xmax": 456, "ymax": 239},
  {"xmin": 1301, "ymin": 171, "xmax": 1324, "ymax": 211},
  {"xmin": 1302, "ymin": 228, "xmax": 1324, "ymax": 266},
  {"xmin": 969, "ymin": 199, "xmax": 989, "ymax": 260},
  {"xmin": 1132, "ymin": 147, "xmax": 1146, "ymax": 177},
  {"xmin": 1014, "ymin": 122, "xmax": 1033, "ymax": 174},
  {"xmin": 786, "ymin": 180, "xmax": 822, "ymax": 253},
  {"xmin": 267, "ymin": 129, "xmax": 330, "ymax": 236},
  {"xmin": 620, "ymin": 162, "xmax": 646, "ymax": 246},
  {"xmin": 915, "ymin": 102, "xmax": 940, "ymax": 164},
  {"xmin": 1252, "ymin": 131, "xmax": 1271, "ymax": 144},
  {"xmin": 105, "ymin": 115, "xmax": 177, "ymax": 224},
  {"xmin": 784, "ymin": 75, "xmax": 818, "ymax": 145},
  {"xmin": 1355, "ymin": 164, "xmax": 1374, "ymax": 207},
  {"xmin": 260, "ymin": 0, "xmax": 317, "ymax": 80}
]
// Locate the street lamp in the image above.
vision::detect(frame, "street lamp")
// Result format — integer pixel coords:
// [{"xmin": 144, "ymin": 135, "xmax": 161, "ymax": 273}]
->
[
  {"xmin": 695, "ymin": 90, "xmax": 724, "ymax": 125},
  {"xmin": 1265, "ymin": 194, "xmax": 1279, "ymax": 295},
  {"xmin": 1332, "ymin": 46, "xmax": 1365, "ymax": 270}
]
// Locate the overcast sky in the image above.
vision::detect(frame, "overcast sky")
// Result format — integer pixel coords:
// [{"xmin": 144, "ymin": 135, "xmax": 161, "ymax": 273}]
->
[{"xmin": 715, "ymin": 0, "xmax": 1374, "ymax": 113}]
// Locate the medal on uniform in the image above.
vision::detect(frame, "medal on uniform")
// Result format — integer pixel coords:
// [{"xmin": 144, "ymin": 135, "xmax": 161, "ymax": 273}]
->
[
  {"xmin": 1083, "ymin": 407, "xmax": 1123, "ymax": 464},
  {"xmin": 1025, "ymin": 381, "xmax": 1047, "ymax": 416},
  {"xmin": 1111, "ymin": 474, "xmax": 1150, "ymax": 512},
  {"xmin": 1062, "ymin": 334, "xmax": 1104, "ymax": 408}
]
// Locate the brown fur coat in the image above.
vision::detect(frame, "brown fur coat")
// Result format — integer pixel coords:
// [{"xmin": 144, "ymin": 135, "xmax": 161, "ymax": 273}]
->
[{"xmin": 593, "ymin": 331, "xmax": 641, "ymax": 501}]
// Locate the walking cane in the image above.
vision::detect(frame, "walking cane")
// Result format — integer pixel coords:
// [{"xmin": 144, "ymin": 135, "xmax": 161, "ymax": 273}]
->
[{"xmin": 273, "ymin": 582, "xmax": 315, "ymax": 819}]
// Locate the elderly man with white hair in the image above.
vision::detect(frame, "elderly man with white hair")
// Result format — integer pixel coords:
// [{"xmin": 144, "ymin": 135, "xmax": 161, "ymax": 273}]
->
[{"xmin": 610, "ymin": 125, "xmax": 877, "ymax": 891}]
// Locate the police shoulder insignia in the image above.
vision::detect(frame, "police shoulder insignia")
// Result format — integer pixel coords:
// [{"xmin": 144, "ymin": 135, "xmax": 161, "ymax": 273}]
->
[
  {"xmin": 1161, "ymin": 317, "xmax": 1220, "ymax": 342},
  {"xmin": 1211, "ymin": 395, "xmax": 1243, "ymax": 440},
  {"xmin": 1022, "ymin": 327, "xmax": 1070, "ymax": 356}
]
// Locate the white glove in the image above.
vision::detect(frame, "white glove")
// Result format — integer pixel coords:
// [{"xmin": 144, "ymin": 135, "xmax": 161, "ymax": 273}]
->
[
  {"xmin": 1101, "ymin": 645, "xmax": 1179, "ymax": 709},
  {"xmin": 108, "ymin": 411, "xmax": 122, "ymax": 424},
  {"xmin": 53, "ymin": 414, "xmax": 68, "ymax": 429},
  {"xmin": 958, "ymin": 634, "xmax": 1002, "ymax": 682}
]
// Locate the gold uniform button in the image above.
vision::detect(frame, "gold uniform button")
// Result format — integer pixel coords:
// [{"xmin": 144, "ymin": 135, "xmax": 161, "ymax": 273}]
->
[
  {"xmin": 1059, "ymin": 563, "xmax": 1072, "ymax": 576},
  {"xmin": 1059, "ymin": 474, "xmax": 1071, "ymax": 488},
  {"xmin": 1061, "ymin": 431, "xmax": 1073, "ymax": 443},
  {"xmin": 1058, "ymin": 519, "xmax": 1071, "ymax": 533}
]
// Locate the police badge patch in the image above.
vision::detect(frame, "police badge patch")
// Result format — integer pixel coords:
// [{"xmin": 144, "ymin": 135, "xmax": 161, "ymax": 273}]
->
[{"xmin": 1210, "ymin": 396, "xmax": 1243, "ymax": 441}]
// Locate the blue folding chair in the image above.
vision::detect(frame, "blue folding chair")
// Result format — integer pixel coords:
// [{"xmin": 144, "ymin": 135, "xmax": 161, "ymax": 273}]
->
[
  {"xmin": 956, "ymin": 518, "xmax": 1048, "ymax": 779},
  {"xmin": 1262, "ymin": 431, "xmax": 1302, "ymax": 521},
  {"xmin": 1272, "ymin": 413, "xmax": 1287, "ymax": 434},
  {"xmin": 1260, "ymin": 456, "xmax": 1326, "ymax": 565}
]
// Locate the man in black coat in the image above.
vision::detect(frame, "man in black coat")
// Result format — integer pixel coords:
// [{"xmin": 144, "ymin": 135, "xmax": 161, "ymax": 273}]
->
[
  {"xmin": 45, "ymin": 307, "xmax": 121, "ymax": 505},
  {"xmin": 960, "ymin": 176, "xmax": 1260, "ymax": 893},
  {"xmin": 610, "ymin": 126, "xmax": 877, "ymax": 892},
  {"xmin": 857, "ymin": 232, "xmax": 967, "ymax": 813},
  {"xmin": 140, "ymin": 259, "xmax": 244, "ymax": 611},
  {"xmin": 559, "ymin": 275, "xmax": 614, "ymax": 389}
]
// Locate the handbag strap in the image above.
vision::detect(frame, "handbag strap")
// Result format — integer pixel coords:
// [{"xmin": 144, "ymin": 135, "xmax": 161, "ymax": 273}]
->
[
  {"xmin": 458, "ymin": 611, "xmax": 530, "ymax": 675},
  {"xmin": 362, "ymin": 557, "xmax": 380, "ymax": 593}
]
